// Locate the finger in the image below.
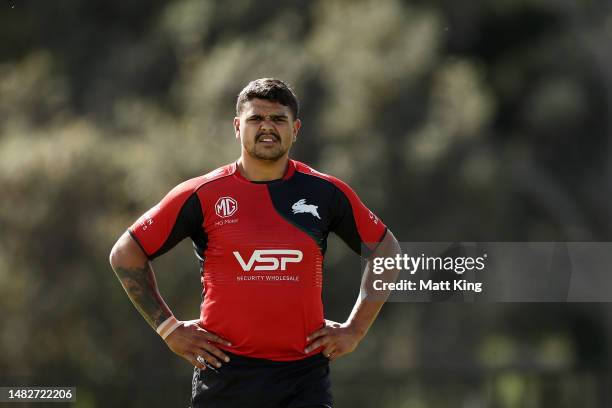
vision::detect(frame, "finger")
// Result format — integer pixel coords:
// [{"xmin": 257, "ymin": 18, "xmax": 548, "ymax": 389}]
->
[
  {"xmin": 324, "ymin": 346, "xmax": 342, "ymax": 361},
  {"xmin": 321, "ymin": 346, "xmax": 334, "ymax": 360},
  {"xmin": 197, "ymin": 349, "xmax": 223, "ymax": 368},
  {"xmin": 192, "ymin": 334, "xmax": 231, "ymax": 362},
  {"xmin": 306, "ymin": 327, "xmax": 328, "ymax": 342},
  {"xmin": 198, "ymin": 329, "xmax": 232, "ymax": 347},
  {"xmin": 189, "ymin": 353, "xmax": 207, "ymax": 370},
  {"xmin": 200, "ymin": 343, "xmax": 230, "ymax": 364},
  {"xmin": 304, "ymin": 337, "xmax": 329, "ymax": 354}
]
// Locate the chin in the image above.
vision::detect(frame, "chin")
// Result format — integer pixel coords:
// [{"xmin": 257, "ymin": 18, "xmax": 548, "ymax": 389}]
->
[{"xmin": 250, "ymin": 149, "xmax": 287, "ymax": 161}]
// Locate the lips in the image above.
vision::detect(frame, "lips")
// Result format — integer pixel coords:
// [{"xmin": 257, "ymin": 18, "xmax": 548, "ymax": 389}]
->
[{"xmin": 256, "ymin": 134, "xmax": 280, "ymax": 143}]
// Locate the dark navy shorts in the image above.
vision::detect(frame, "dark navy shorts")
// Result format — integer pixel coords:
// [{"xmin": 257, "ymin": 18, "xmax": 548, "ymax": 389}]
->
[{"xmin": 191, "ymin": 352, "xmax": 333, "ymax": 408}]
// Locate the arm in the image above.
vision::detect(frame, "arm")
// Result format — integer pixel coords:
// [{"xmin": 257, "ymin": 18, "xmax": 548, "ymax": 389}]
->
[
  {"xmin": 109, "ymin": 231, "xmax": 232, "ymax": 369},
  {"xmin": 109, "ymin": 231, "xmax": 173, "ymax": 328},
  {"xmin": 304, "ymin": 229, "xmax": 401, "ymax": 360}
]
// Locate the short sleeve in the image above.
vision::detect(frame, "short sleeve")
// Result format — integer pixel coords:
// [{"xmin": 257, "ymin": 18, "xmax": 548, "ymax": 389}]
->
[
  {"xmin": 329, "ymin": 181, "xmax": 387, "ymax": 258},
  {"xmin": 128, "ymin": 182, "xmax": 204, "ymax": 260}
]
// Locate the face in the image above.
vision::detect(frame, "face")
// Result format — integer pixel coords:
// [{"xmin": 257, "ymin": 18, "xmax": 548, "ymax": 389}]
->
[{"xmin": 234, "ymin": 98, "xmax": 301, "ymax": 162}]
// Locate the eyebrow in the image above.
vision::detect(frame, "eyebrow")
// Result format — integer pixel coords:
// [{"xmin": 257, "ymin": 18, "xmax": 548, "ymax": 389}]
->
[{"xmin": 246, "ymin": 114, "xmax": 289, "ymax": 120}]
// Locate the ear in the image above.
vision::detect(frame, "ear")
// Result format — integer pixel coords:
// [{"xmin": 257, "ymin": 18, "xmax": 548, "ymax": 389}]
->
[
  {"xmin": 292, "ymin": 118, "xmax": 301, "ymax": 142},
  {"xmin": 233, "ymin": 117, "xmax": 240, "ymax": 140}
]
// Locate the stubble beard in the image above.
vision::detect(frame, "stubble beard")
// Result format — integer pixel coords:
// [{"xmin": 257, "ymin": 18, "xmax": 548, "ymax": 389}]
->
[
  {"xmin": 248, "ymin": 145, "xmax": 286, "ymax": 161},
  {"xmin": 246, "ymin": 135, "xmax": 288, "ymax": 161}
]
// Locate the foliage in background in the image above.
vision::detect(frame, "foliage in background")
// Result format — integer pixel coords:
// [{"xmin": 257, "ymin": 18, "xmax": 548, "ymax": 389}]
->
[{"xmin": 1, "ymin": 0, "xmax": 611, "ymax": 406}]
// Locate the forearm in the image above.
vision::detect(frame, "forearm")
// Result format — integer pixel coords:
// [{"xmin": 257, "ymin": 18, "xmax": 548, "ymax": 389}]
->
[
  {"xmin": 111, "ymin": 261, "xmax": 173, "ymax": 329},
  {"xmin": 346, "ymin": 230, "xmax": 401, "ymax": 336},
  {"xmin": 110, "ymin": 231, "xmax": 173, "ymax": 330},
  {"xmin": 345, "ymin": 294, "xmax": 385, "ymax": 338}
]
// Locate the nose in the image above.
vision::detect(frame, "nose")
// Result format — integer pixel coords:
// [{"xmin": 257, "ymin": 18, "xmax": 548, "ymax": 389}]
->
[{"xmin": 260, "ymin": 116, "xmax": 275, "ymax": 131}]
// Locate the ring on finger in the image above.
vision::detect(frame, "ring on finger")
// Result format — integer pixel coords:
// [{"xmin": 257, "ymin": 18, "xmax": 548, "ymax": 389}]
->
[{"xmin": 196, "ymin": 355, "xmax": 206, "ymax": 366}]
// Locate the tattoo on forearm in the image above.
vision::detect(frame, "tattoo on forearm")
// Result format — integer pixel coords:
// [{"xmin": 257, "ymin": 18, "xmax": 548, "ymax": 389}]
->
[{"xmin": 112, "ymin": 263, "xmax": 172, "ymax": 329}]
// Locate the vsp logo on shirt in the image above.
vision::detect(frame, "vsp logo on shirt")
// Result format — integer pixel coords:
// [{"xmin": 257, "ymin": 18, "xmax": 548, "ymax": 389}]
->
[
  {"xmin": 233, "ymin": 249, "xmax": 303, "ymax": 271},
  {"xmin": 291, "ymin": 199, "xmax": 320, "ymax": 219}
]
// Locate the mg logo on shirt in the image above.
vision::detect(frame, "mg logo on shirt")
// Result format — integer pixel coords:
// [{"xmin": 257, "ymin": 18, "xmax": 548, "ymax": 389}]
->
[
  {"xmin": 215, "ymin": 196, "xmax": 238, "ymax": 218},
  {"xmin": 233, "ymin": 249, "xmax": 303, "ymax": 271}
]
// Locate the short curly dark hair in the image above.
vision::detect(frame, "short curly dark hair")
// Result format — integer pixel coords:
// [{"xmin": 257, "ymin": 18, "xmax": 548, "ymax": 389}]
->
[{"xmin": 236, "ymin": 78, "xmax": 299, "ymax": 119}]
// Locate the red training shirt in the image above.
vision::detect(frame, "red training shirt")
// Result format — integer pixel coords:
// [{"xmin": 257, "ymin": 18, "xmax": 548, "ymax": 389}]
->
[{"xmin": 129, "ymin": 159, "xmax": 387, "ymax": 361}]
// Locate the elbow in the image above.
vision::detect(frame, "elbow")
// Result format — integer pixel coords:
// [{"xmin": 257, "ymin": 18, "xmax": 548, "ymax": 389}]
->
[
  {"xmin": 109, "ymin": 231, "xmax": 149, "ymax": 269},
  {"xmin": 109, "ymin": 242, "xmax": 121, "ymax": 269},
  {"xmin": 109, "ymin": 233, "xmax": 129, "ymax": 269}
]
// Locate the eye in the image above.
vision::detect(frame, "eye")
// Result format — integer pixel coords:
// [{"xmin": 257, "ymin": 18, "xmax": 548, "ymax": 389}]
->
[{"xmin": 274, "ymin": 117, "xmax": 287, "ymax": 123}]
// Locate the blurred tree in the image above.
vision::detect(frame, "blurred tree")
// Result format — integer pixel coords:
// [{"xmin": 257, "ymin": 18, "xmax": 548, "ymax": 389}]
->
[{"xmin": 1, "ymin": 0, "xmax": 611, "ymax": 406}]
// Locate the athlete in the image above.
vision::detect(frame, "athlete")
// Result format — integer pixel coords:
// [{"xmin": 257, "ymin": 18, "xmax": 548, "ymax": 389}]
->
[{"xmin": 109, "ymin": 78, "xmax": 401, "ymax": 408}]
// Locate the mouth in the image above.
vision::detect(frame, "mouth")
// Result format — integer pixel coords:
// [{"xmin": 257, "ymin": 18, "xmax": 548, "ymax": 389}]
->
[{"xmin": 256, "ymin": 134, "xmax": 280, "ymax": 144}]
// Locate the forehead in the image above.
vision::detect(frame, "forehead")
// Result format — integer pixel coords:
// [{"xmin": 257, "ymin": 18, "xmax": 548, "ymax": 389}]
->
[{"xmin": 240, "ymin": 98, "xmax": 292, "ymax": 118}]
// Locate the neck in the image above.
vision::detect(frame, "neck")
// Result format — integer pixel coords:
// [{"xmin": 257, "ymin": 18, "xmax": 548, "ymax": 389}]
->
[{"xmin": 237, "ymin": 154, "xmax": 290, "ymax": 182}]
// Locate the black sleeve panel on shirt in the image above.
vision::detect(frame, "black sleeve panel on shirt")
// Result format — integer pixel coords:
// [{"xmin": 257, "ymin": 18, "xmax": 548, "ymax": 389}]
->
[
  {"xmin": 149, "ymin": 193, "xmax": 205, "ymax": 259},
  {"xmin": 329, "ymin": 187, "xmax": 363, "ymax": 256},
  {"xmin": 267, "ymin": 172, "xmax": 335, "ymax": 254},
  {"xmin": 292, "ymin": 161, "xmax": 388, "ymax": 258}
]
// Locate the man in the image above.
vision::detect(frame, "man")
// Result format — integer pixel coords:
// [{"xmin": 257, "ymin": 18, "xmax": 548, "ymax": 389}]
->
[{"xmin": 109, "ymin": 78, "xmax": 400, "ymax": 408}]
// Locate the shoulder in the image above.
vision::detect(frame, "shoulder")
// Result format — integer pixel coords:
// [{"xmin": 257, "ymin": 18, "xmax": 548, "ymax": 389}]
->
[
  {"xmin": 292, "ymin": 160, "xmax": 357, "ymax": 198},
  {"xmin": 166, "ymin": 163, "xmax": 236, "ymax": 198}
]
